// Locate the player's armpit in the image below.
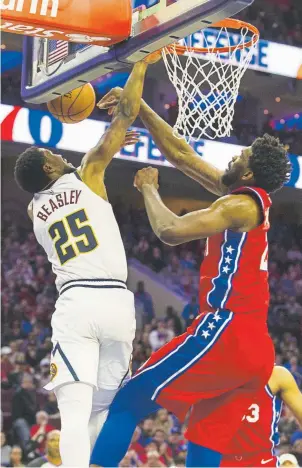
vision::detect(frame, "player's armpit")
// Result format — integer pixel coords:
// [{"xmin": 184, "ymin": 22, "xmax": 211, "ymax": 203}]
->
[{"xmin": 277, "ymin": 366, "xmax": 302, "ymax": 427}]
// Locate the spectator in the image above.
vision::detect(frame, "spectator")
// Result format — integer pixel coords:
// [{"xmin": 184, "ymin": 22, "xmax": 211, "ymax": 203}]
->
[
  {"xmin": 1, "ymin": 347, "xmax": 14, "ymax": 386},
  {"xmin": 279, "ymin": 453, "xmax": 299, "ymax": 467},
  {"xmin": 1, "ymin": 432, "xmax": 12, "ymax": 466},
  {"xmin": 290, "ymin": 431, "xmax": 302, "ymax": 466},
  {"xmin": 12, "ymin": 374, "xmax": 38, "ymax": 450},
  {"xmin": 129, "ymin": 426, "xmax": 145, "ymax": 460},
  {"xmin": 150, "ymin": 247, "xmax": 166, "ymax": 273},
  {"xmin": 174, "ymin": 455, "xmax": 186, "ymax": 467},
  {"xmin": 152, "ymin": 430, "xmax": 173, "ymax": 466},
  {"xmin": 43, "ymin": 393, "xmax": 59, "ymax": 418},
  {"xmin": 133, "ymin": 236, "xmax": 150, "ymax": 263},
  {"xmin": 153, "ymin": 409, "xmax": 173, "ymax": 434},
  {"xmin": 180, "ymin": 251, "xmax": 196, "ymax": 270},
  {"xmin": 182, "ymin": 296, "xmax": 199, "ymax": 327},
  {"xmin": 118, "ymin": 450, "xmax": 139, "ymax": 467},
  {"xmin": 4, "ymin": 321, "xmax": 24, "ymax": 344},
  {"xmin": 28, "ymin": 430, "xmax": 62, "ymax": 467},
  {"xmin": 168, "ymin": 428, "xmax": 185, "ymax": 460},
  {"xmin": 165, "ymin": 306, "xmax": 183, "ymax": 336},
  {"xmin": 139, "ymin": 419, "xmax": 155, "ymax": 447},
  {"xmin": 4, "ymin": 445, "xmax": 24, "ymax": 467},
  {"xmin": 8, "ymin": 353, "xmax": 30, "ymax": 389},
  {"xmin": 284, "ymin": 357, "xmax": 302, "ymax": 387},
  {"xmin": 149, "ymin": 320, "xmax": 175, "ymax": 351},
  {"xmin": 36, "ymin": 358, "xmax": 51, "ymax": 391},
  {"xmin": 143, "ymin": 448, "xmax": 166, "ymax": 467},
  {"xmin": 29, "ymin": 411, "xmax": 55, "ymax": 455},
  {"xmin": 135, "ymin": 281, "xmax": 154, "ymax": 323}
]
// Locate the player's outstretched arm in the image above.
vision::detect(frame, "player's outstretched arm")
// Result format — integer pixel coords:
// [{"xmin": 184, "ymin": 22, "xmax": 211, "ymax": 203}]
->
[
  {"xmin": 79, "ymin": 53, "xmax": 160, "ymax": 198},
  {"xmin": 134, "ymin": 167, "xmax": 260, "ymax": 245},
  {"xmin": 98, "ymin": 87, "xmax": 226, "ymax": 197},
  {"xmin": 276, "ymin": 366, "xmax": 302, "ymax": 427},
  {"xmin": 139, "ymin": 100, "xmax": 227, "ymax": 196}
]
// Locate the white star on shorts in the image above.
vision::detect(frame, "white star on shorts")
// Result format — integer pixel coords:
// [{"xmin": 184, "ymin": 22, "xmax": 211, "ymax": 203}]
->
[
  {"xmin": 226, "ymin": 246, "xmax": 235, "ymax": 254},
  {"xmin": 225, "ymin": 256, "xmax": 232, "ymax": 264}
]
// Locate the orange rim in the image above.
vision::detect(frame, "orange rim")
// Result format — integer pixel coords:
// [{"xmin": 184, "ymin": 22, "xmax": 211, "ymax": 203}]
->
[{"xmin": 164, "ymin": 18, "xmax": 259, "ymax": 55}]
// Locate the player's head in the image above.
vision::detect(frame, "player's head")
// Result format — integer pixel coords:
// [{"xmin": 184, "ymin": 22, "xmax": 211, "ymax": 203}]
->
[
  {"xmin": 14, "ymin": 146, "xmax": 76, "ymax": 193},
  {"xmin": 46, "ymin": 430, "xmax": 61, "ymax": 459},
  {"xmin": 221, "ymin": 134, "xmax": 291, "ymax": 193}
]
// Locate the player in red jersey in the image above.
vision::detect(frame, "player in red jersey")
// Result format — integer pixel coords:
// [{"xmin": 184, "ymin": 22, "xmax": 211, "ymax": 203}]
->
[
  {"xmin": 90, "ymin": 87, "xmax": 292, "ymax": 468},
  {"xmin": 221, "ymin": 366, "xmax": 302, "ymax": 467}
]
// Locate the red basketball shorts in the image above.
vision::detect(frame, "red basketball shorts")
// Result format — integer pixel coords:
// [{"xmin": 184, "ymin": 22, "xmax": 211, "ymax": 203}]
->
[
  {"xmin": 133, "ymin": 309, "xmax": 274, "ymax": 452},
  {"xmin": 221, "ymin": 452, "xmax": 278, "ymax": 467}
]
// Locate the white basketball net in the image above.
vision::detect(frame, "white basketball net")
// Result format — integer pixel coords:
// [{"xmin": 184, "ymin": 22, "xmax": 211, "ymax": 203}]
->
[{"xmin": 162, "ymin": 26, "xmax": 258, "ymax": 141}]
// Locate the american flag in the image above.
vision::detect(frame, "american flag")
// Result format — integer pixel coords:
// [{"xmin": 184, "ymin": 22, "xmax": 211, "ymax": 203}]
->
[{"xmin": 47, "ymin": 40, "xmax": 69, "ymax": 66}]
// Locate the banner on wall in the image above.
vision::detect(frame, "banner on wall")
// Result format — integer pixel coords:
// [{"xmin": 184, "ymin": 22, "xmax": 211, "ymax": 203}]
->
[{"xmin": 1, "ymin": 104, "xmax": 302, "ymax": 189}]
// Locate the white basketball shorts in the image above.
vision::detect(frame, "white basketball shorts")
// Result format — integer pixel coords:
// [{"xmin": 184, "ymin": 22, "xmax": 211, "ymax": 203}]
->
[{"xmin": 44, "ymin": 279, "xmax": 136, "ymax": 391}]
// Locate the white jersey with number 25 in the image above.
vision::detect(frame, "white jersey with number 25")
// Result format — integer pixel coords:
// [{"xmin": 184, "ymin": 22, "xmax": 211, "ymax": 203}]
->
[{"xmin": 32, "ymin": 172, "xmax": 127, "ymax": 291}]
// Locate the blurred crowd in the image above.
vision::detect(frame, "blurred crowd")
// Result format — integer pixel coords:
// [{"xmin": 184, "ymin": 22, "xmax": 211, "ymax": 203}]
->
[
  {"xmin": 1, "ymin": 205, "xmax": 302, "ymax": 466},
  {"xmin": 133, "ymin": 0, "xmax": 302, "ymax": 46},
  {"xmin": 238, "ymin": 0, "xmax": 302, "ymax": 46}
]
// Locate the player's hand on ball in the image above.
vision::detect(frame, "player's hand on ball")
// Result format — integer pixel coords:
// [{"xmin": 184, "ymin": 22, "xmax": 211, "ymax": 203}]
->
[
  {"xmin": 122, "ymin": 131, "xmax": 140, "ymax": 148},
  {"xmin": 97, "ymin": 87, "xmax": 123, "ymax": 110},
  {"xmin": 134, "ymin": 167, "xmax": 159, "ymax": 192}
]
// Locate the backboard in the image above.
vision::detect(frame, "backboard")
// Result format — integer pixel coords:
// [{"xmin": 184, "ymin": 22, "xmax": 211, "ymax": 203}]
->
[{"xmin": 21, "ymin": 0, "xmax": 254, "ymax": 103}]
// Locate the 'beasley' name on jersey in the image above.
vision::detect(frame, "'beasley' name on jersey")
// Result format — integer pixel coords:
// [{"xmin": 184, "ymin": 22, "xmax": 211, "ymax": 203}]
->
[{"xmin": 37, "ymin": 190, "xmax": 82, "ymax": 222}]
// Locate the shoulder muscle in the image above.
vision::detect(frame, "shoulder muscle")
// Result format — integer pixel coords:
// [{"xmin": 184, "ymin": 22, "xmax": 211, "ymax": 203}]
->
[{"xmin": 216, "ymin": 194, "xmax": 262, "ymax": 231}]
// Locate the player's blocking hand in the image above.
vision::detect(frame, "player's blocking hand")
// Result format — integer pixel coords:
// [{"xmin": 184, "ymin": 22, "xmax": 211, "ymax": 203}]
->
[
  {"xmin": 97, "ymin": 87, "xmax": 123, "ymax": 110},
  {"xmin": 122, "ymin": 131, "xmax": 140, "ymax": 148},
  {"xmin": 134, "ymin": 167, "xmax": 159, "ymax": 192}
]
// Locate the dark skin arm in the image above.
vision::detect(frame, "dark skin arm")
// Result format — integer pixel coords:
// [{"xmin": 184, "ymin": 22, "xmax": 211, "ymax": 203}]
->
[
  {"xmin": 139, "ymin": 100, "xmax": 227, "ymax": 196},
  {"xmin": 78, "ymin": 62, "xmax": 148, "ymax": 200},
  {"xmin": 97, "ymin": 87, "xmax": 227, "ymax": 196},
  {"xmin": 78, "ymin": 51, "xmax": 161, "ymax": 200},
  {"xmin": 134, "ymin": 167, "xmax": 261, "ymax": 246}
]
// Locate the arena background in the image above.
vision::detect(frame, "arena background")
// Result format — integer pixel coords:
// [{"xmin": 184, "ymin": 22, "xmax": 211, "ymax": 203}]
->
[{"xmin": 1, "ymin": 0, "xmax": 302, "ymax": 466}]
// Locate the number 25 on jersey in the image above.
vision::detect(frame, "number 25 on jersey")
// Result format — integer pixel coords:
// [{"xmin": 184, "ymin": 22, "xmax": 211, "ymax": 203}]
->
[{"xmin": 49, "ymin": 209, "xmax": 98, "ymax": 265}]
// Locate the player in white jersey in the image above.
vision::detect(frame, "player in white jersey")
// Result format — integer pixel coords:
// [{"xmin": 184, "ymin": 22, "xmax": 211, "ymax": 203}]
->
[{"xmin": 14, "ymin": 53, "xmax": 161, "ymax": 467}]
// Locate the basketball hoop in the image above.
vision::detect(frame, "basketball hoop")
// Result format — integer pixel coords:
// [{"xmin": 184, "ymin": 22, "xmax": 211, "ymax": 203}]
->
[{"xmin": 161, "ymin": 18, "xmax": 259, "ymax": 141}]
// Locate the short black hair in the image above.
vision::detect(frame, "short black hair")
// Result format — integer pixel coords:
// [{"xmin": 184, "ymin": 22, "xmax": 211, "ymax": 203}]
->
[
  {"xmin": 250, "ymin": 134, "xmax": 291, "ymax": 193},
  {"xmin": 14, "ymin": 146, "xmax": 50, "ymax": 193}
]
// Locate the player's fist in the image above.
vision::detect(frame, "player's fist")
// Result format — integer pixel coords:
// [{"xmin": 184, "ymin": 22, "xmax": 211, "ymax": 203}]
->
[{"xmin": 134, "ymin": 167, "xmax": 159, "ymax": 192}]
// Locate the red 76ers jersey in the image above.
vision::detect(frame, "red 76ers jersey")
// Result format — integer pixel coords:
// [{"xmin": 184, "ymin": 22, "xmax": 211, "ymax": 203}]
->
[
  {"xmin": 224, "ymin": 385, "xmax": 283, "ymax": 455},
  {"xmin": 199, "ymin": 187, "xmax": 272, "ymax": 318}
]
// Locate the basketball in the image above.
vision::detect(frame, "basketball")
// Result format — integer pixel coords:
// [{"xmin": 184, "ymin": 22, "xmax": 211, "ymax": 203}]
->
[{"xmin": 47, "ymin": 83, "xmax": 96, "ymax": 124}]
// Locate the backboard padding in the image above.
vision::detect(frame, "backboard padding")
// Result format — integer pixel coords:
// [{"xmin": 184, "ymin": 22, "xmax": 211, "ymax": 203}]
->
[{"xmin": 21, "ymin": 0, "xmax": 254, "ymax": 103}]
